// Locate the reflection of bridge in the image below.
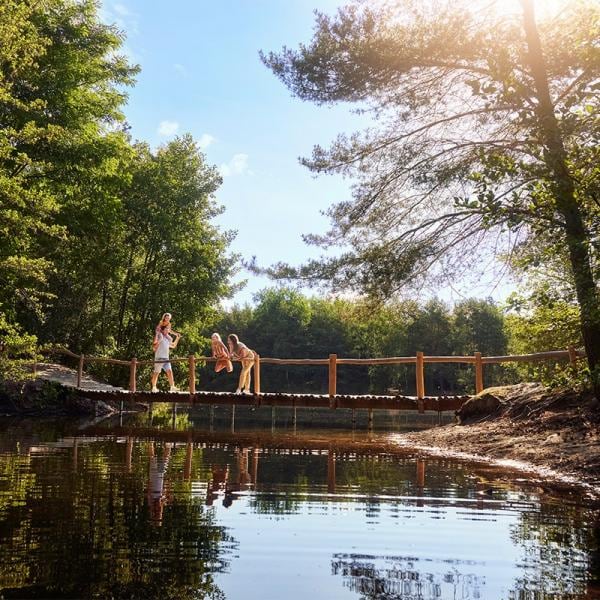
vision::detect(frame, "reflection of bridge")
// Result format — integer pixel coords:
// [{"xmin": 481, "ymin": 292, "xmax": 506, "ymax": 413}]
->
[
  {"xmin": 32, "ymin": 426, "xmax": 506, "ymax": 510},
  {"xmin": 38, "ymin": 346, "xmax": 585, "ymax": 419}
]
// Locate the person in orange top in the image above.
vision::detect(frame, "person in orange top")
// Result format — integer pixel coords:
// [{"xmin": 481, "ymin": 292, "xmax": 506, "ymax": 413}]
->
[{"xmin": 211, "ymin": 333, "xmax": 233, "ymax": 373}]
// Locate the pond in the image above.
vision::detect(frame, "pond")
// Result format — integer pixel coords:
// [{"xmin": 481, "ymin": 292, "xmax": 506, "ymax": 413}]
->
[{"xmin": 0, "ymin": 405, "xmax": 598, "ymax": 599}]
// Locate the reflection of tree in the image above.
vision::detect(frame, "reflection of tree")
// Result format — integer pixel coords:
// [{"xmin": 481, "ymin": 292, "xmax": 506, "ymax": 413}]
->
[
  {"xmin": 508, "ymin": 498, "xmax": 596, "ymax": 598},
  {"xmin": 0, "ymin": 440, "xmax": 230, "ymax": 599},
  {"xmin": 247, "ymin": 451, "xmax": 326, "ymax": 515},
  {"xmin": 144, "ymin": 403, "xmax": 191, "ymax": 430},
  {"xmin": 332, "ymin": 554, "xmax": 483, "ymax": 600}
]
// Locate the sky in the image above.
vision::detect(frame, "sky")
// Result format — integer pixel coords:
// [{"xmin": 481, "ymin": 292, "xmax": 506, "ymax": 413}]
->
[{"xmin": 99, "ymin": 0, "xmax": 517, "ymax": 308}]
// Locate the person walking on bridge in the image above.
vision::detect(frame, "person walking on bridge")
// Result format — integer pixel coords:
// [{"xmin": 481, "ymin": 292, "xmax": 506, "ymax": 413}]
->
[
  {"xmin": 227, "ymin": 334, "xmax": 255, "ymax": 394},
  {"xmin": 151, "ymin": 324, "xmax": 180, "ymax": 392}
]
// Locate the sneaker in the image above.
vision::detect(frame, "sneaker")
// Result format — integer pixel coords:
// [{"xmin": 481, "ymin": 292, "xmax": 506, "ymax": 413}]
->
[
  {"xmin": 169, "ymin": 386, "xmax": 179, "ymax": 393},
  {"xmin": 243, "ymin": 390, "xmax": 252, "ymax": 395},
  {"xmin": 151, "ymin": 387, "xmax": 159, "ymax": 393},
  {"xmin": 234, "ymin": 389, "xmax": 242, "ymax": 394}
]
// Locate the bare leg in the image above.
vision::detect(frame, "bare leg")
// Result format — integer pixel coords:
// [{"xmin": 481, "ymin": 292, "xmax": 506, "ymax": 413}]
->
[
  {"xmin": 241, "ymin": 360, "xmax": 253, "ymax": 392},
  {"xmin": 151, "ymin": 371, "xmax": 159, "ymax": 390},
  {"xmin": 166, "ymin": 369, "xmax": 177, "ymax": 390}
]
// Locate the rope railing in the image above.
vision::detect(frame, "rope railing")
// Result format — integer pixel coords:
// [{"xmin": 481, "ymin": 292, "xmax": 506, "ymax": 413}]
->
[{"xmin": 36, "ymin": 345, "xmax": 586, "ymax": 400}]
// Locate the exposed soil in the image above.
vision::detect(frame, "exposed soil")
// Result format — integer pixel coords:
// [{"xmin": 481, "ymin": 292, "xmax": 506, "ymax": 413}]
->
[{"xmin": 396, "ymin": 382, "xmax": 600, "ymax": 493}]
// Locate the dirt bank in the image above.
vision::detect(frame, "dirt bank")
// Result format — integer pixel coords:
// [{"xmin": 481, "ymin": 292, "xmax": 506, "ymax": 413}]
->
[{"xmin": 396, "ymin": 383, "xmax": 600, "ymax": 493}]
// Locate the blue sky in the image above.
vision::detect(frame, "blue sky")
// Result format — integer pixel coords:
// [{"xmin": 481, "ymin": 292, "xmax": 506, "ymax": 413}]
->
[
  {"xmin": 100, "ymin": 0, "xmax": 515, "ymax": 307},
  {"xmin": 100, "ymin": 0, "xmax": 367, "ymax": 306}
]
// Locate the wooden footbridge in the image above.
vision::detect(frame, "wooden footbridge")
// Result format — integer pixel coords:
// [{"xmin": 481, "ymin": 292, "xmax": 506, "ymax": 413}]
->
[{"xmin": 37, "ymin": 345, "xmax": 585, "ymax": 417}]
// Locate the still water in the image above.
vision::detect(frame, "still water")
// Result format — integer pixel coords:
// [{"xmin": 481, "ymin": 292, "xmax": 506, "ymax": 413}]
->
[{"xmin": 0, "ymin": 406, "xmax": 598, "ymax": 599}]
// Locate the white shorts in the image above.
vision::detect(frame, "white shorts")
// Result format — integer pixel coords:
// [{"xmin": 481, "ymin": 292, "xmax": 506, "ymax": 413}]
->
[{"xmin": 154, "ymin": 357, "xmax": 171, "ymax": 373}]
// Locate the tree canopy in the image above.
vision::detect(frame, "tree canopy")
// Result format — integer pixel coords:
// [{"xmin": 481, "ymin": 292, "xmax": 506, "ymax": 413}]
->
[
  {"xmin": 0, "ymin": 0, "xmax": 237, "ymax": 377},
  {"xmin": 260, "ymin": 0, "xmax": 600, "ymax": 392}
]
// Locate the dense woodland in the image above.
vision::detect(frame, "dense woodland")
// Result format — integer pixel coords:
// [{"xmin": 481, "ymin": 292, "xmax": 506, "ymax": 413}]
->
[{"xmin": 1, "ymin": 0, "xmax": 597, "ymax": 395}]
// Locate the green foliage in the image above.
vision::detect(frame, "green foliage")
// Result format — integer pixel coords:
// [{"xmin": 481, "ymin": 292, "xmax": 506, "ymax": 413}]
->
[
  {"xmin": 260, "ymin": 0, "xmax": 600, "ymax": 392},
  {"xmin": 201, "ymin": 288, "xmax": 511, "ymax": 395},
  {"xmin": 40, "ymin": 135, "xmax": 236, "ymax": 362},
  {"xmin": 0, "ymin": 0, "xmax": 237, "ymax": 386},
  {"xmin": 0, "ymin": 310, "xmax": 38, "ymax": 381},
  {"xmin": 505, "ymin": 293, "xmax": 587, "ymax": 387}
]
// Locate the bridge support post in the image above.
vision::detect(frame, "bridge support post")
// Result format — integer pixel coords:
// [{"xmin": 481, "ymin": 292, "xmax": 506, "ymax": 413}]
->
[
  {"xmin": 129, "ymin": 358, "xmax": 137, "ymax": 393},
  {"xmin": 368, "ymin": 408, "xmax": 374, "ymax": 431},
  {"xmin": 77, "ymin": 354, "xmax": 85, "ymax": 388},
  {"xmin": 416, "ymin": 351, "xmax": 425, "ymax": 401},
  {"xmin": 328, "ymin": 354, "xmax": 337, "ymax": 398},
  {"xmin": 253, "ymin": 353, "xmax": 261, "ymax": 395},
  {"xmin": 188, "ymin": 354, "xmax": 196, "ymax": 395},
  {"xmin": 474, "ymin": 352, "xmax": 483, "ymax": 394}
]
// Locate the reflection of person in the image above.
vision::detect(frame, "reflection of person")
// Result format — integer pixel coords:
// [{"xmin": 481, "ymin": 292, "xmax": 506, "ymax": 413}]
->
[
  {"xmin": 227, "ymin": 334, "xmax": 255, "ymax": 394},
  {"xmin": 211, "ymin": 333, "xmax": 233, "ymax": 374},
  {"xmin": 151, "ymin": 324, "xmax": 181, "ymax": 392},
  {"xmin": 147, "ymin": 442, "xmax": 172, "ymax": 524},
  {"xmin": 205, "ymin": 451, "xmax": 252, "ymax": 508},
  {"xmin": 206, "ymin": 465, "xmax": 229, "ymax": 506}
]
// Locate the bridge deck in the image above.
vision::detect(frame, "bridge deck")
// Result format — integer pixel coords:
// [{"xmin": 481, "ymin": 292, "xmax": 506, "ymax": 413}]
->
[{"xmin": 78, "ymin": 388, "xmax": 469, "ymax": 412}]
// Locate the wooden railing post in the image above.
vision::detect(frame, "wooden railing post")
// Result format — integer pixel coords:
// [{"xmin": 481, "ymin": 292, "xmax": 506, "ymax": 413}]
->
[
  {"xmin": 328, "ymin": 354, "xmax": 337, "ymax": 397},
  {"xmin": 77, "ymin": 354, "xmax": 84, "ymax": 388},
  {"xmin": 568, "ymin": 346, "xmax": 578, "ymax": 370},
  {"xmin": 188, "ymin": 354, "xmax": 196, "ymax": 394},
  {"xmin": 416, "ymin": 351, "xmax": 425, "ymax": 400},
  {"xmin": 474, "ymin": 352, "xmax": 483, "ymax": 394},
  {"xmin": 129, "ymin": 358, "xmax": 137, "ymax": 392},
  {"xmin": 253, "ymin": 353, "xmax": 261, "ymax": 395}
]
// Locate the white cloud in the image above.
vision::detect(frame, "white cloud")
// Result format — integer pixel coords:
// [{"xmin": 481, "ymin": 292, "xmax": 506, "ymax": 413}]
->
[
  {"xmin": 220, "ymin": 153, "xmax": 251, "ymax": 177},
  {"xmin": 99, "ymin": 2, "xmax": 139, "ymax": 36},
  {"xmin": 173, "ymin": 63, "xmax": 187, "ymax": 76},
  {"xmin": 113, "ymin": 3, "xmax": 131, "ymax": 16},
  {"xmin": 158, "ymin": 120, "xmax": 179, "ymax": 137},
  {"xmin": 198, "ymin": 133, "xmax": 215, "ymax": 150}
]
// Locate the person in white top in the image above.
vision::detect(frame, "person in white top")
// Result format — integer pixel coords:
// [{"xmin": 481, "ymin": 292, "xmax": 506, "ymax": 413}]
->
[{"xmin": 150, "ymin": 324, "xmax": 181, "ymax": 392}]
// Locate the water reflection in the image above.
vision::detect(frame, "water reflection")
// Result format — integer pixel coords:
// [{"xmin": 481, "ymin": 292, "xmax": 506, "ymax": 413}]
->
[
  {"xmin": 332, "ymin": 554, "xmax": 483, "ymax": 599},
  {"xmin": 0, "ymin": 417, "xmax": 597, "ymax": 599}
]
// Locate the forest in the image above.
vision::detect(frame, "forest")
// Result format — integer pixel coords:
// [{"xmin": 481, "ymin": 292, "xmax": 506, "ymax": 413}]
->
[{"xmin": 1, "ymin": 0, "xmax": 597, "ymax": 396}]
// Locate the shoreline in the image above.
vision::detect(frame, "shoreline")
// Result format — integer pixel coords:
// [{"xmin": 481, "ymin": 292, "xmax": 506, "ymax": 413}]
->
[{"xmin": 394, "ymin": 382, "xmax": 600, "ymax": 497}]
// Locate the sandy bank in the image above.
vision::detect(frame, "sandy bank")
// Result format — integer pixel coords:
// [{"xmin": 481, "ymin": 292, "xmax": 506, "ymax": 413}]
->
[{"xmin": 395, "ymin": 383, "xmax": 600, "ymax": 494}]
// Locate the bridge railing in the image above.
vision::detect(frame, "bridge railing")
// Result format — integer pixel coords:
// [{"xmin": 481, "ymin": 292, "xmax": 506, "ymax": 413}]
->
[{"xmin": 40, "ymin": 346, "xmax": 586, "ymax": 399}]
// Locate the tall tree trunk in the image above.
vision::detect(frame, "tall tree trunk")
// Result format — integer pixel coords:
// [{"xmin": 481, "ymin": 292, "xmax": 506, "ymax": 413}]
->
[
  {"xmin": 521, "ymin": 0, "xmax": 600, "ymax": 396},
  {"xmin": 116, "ymin": 245, "xmax": 136, "ymax": 347}
]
